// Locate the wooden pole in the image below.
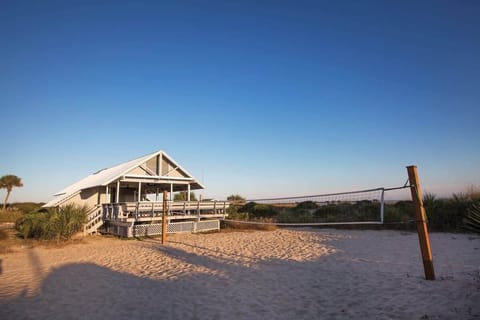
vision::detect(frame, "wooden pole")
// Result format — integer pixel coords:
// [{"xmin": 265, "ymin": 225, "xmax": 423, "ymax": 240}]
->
[
  {"xmin": 407, "ymin": 165, "xmax": 435, "ymax": 280},
  {"xmin": 162, "ymin": 190, "xmax": 168, "ymax": 244}
]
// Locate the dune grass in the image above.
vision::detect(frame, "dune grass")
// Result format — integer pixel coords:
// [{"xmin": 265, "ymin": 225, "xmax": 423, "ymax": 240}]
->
[
  {"xmin": 0, "ymin": 209, "xmax": 24, "ymax": 223},
  {"xmin": 222, "ymin": 218, "xmax": 277, "ymax": 231},
  {"xmin": 15, "ymin": 204, "xmax": 87, "ymax": 240}
]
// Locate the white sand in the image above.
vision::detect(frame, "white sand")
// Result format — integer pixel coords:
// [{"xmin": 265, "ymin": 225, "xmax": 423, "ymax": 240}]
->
[{"xmin": 0, "ymin": 229, "xmax": 479, "ymax": 319}]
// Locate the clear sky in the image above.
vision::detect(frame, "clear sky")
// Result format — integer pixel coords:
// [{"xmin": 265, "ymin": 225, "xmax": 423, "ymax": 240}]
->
[{"xmin": 1, "ymin": 0, "xmax": 479, "ymax": 203}]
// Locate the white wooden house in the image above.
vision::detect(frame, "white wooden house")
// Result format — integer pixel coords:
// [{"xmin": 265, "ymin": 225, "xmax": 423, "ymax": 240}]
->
[{"xmin": 43, "ymin": 150, "xmax": 228, "ymax": 237}]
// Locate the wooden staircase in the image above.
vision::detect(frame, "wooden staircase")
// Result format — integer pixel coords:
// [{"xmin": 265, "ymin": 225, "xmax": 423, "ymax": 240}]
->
[{"xmin": 83, "ymin": 205, "xmax": 103, "ymax": 235}]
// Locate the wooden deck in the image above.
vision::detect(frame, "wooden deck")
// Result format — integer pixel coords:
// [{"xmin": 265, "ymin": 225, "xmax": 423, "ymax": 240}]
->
[
  {"xmin": 102, "ymin": 200, "xmax": 229, "ymax": 222},
  {"xmin": 99, "ymin": 200, "xmax": 229, "ymax": 237}
]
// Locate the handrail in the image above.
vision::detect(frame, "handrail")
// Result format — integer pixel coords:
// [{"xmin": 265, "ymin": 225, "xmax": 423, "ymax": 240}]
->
[
  {"xmin": 102, "ymin": 200, "xmax": 230, "ymax": 220},
  {"xmin": 86, "ymin": 204, "xmax": 102, "ymax": 217},
  {"xmin": 107, "ymin": 200, "xmax": 229, "ymax": 208},
  {"xmin": 84, "ymin": 204, "xmax": 103, "ymax": 234}
]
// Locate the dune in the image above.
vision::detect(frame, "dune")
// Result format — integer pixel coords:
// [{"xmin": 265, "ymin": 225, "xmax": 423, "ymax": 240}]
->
[{"xmin": 0, "ymin": 229, "xmax": 478, "ymax": 319}]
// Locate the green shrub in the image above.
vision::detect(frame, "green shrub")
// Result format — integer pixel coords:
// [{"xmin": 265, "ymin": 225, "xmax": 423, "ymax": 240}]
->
[
  {"xmin": 277, "ymin": 208, "xmax": 314, "ymax": 223},
  {"xmin": 16, "ymin": 211, "xmax": 48, "ymax": 239},
  {"xmin": 423, "ymin": 193, "xmax": 437, "ymax": 210},
  {"xmin": 464, "ymin": 202, "xmax": 480, "ymax": 234},
  {"xmin": 226, "ymin": 205, "xmax": 249, "ymax": 220},
  {"xmin": 238, "ymin": 202, "xmax": 256, "ymax": 214},
  {"xmin": 0, "ymin": 210, "xmax": 24, "ymax": 223},
  {"xmin": 313, "ymin": 201, "xmax": 380, "ymax": 223},
  {"xmin": 353, "ymin": 200, "xmax": 380, "ymax": 220},
  {"xmin": 393, "ymin": 201, "xmax": 413, "ymax": 215},
  {"xmin": 16, "ymin": 204, "xmax": 87, "ymax": 240},
  {"xmin": 383, "ymin": 204, "xmax": 411, "ymax": 223},
  {"xmin": 252, "ymin": 204, "xmax": 277, "ymax": 217},
  {"xmin": 227, "ymin": 194, "xmax": 246, "ymax": 202},
  {"xmin": 295, "ymin": 201, "xmax": 318, "ymax": 210},
  {"xmin": 425, "ymin": 198, "xmax": 470, "ymax": 232},
  {"xmin": 10, "ymin": 202, "xmax": 45, "ymax": 214},
  {"xmin": 314, "ymin": 205, "xmax": 341, "ymax": 221},
  {"xmin": 238, "ymin": 202, "xmax": 278, "ymax": 218},
  {"xmin": 222, "ymin": 217, "xmax": 277, "ymax": 231},
  {"xmin": 410, "ymin": 192, "xmax": 477, "ymax": 232}
]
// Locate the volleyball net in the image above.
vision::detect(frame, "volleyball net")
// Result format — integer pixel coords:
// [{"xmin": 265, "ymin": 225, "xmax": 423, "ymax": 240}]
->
[{"xmin": 224, "ymin": 184, "xmax": 411, "ymax": 226}]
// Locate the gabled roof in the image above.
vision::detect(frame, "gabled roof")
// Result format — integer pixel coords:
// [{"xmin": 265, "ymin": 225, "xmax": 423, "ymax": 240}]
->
[{"xmin": 43, "ymin": 150, "xmax": 204, "ymax": 207}]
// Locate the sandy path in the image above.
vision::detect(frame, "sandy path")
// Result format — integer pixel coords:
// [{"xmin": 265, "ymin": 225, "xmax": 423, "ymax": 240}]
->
[{"xmin": 0, "ymin": 229, "xmax": 479, "ymax": 319}]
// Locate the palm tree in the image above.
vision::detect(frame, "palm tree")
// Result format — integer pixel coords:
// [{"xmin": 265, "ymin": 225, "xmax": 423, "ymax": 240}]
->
[{"xmin": 0, "ymin": 175, "xmax": 23, "ymax": 211}]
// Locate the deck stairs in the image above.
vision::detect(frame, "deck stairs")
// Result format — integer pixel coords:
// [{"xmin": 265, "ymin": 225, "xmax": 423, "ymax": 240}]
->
[{"xmin": 83, "ymin": 204, "xmax": 104, "ymax": 235}]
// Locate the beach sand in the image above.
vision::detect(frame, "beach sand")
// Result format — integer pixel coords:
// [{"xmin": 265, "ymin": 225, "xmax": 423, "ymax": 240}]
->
[{"xmin": 0, "ymin": 229, "xmax": 479, "ymax": 319}]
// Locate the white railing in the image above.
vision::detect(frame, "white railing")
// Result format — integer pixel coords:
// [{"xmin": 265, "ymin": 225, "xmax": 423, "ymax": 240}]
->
[
  {"xmin": 102, "ymin": 200, "xmax": 229, "ymax": 221},
  {"xmin": 84, "ymin": 204, "xmax": 103, "ymax": 234}
]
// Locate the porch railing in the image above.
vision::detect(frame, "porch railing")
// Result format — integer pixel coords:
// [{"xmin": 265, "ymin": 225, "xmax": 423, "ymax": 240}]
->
[{"xmin": 102, "ymin": 200, "xmax": 229, "ymax": 221}]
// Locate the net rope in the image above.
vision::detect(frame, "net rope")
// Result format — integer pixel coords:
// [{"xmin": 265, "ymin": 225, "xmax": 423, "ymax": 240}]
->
[{"xmin": 248, "ymin": 187, "xmax": 383, "ymax": 204}]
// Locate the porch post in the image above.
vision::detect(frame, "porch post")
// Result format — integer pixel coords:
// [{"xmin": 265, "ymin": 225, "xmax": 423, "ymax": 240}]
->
[
  {"xmin": 170, "ymin": 183, "xmax": 173, "ymax": 201},
  {"xmin": 138, "ymin": 182, "xmax": 142, "ymax": 201},
  {"xmin": 106, "ymin": 186, "xmax": 109, "ymax": 204},
  {"xmin": 116, "ymin": 180, "xmax": 120, "ymax": 203},
  {"xmin": 155, "ymin": 188, "xmax": 159, "ymax": 201},
  {"xmin": 161, "ymin": 190, "xmax": 167, "ymax": 244},
  {"xmin": 187, "ymin": 184, "xmax": 191, "ymax": 202}
]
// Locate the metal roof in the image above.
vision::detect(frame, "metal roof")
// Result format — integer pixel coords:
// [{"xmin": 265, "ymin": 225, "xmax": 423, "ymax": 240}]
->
[{"xmin": 43, "ymin": 150, "xmax": 204, "ymax": 207}]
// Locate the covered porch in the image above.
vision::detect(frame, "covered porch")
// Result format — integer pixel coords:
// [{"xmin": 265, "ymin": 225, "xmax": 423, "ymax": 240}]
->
[
  {"xmin": 104, "ymin": 174, "xmax": 201, "ymax": 204},
  {"xmin": 101, "ymin": 174, "xmax": 228, "ymax": 221},
  {"xmin": 98, "ymin": 174, "xmax": 228, "ymax": 237}
]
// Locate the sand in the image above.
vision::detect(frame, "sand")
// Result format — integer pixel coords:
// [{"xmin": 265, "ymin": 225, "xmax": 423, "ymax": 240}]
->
[{"xmin": 0, "ymin": 229, "xmax": 479, "ymax": 319}]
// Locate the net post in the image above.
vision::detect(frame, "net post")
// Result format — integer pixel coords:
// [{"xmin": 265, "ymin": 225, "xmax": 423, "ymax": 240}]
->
[
  {"xmin": 380, "ymin": 189, "xmax": 385, "ymax": 224},
  {"xmin": 406, "ymin": 165, "xmax": 435, "ymax": 280}
]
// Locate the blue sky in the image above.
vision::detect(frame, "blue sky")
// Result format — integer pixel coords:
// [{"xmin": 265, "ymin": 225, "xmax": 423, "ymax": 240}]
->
[{"xmin": 1, "ymin": 0, "xmax": 479, "ymax": 202}]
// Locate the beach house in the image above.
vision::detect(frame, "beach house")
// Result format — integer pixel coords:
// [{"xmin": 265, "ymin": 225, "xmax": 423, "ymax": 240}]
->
[{"xmin": 43, "ymin": 150, "xmax": 229, "ymax": 237}]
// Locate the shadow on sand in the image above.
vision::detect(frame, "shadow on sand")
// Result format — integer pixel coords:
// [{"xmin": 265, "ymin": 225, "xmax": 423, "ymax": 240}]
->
[
  {"xmin": 0, "ymin": 234, "xmax": 477, "ymax": 320},
  {"xmin": 0, "ymin": 246, "xmax": 329, "ymax": 319}
]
